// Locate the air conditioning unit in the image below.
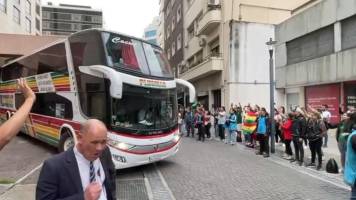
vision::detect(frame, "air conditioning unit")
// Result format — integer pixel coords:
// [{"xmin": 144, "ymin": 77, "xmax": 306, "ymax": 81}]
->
[{"xmin": 199, "ymin": 38, "xmax": 206, "ymax": 47}]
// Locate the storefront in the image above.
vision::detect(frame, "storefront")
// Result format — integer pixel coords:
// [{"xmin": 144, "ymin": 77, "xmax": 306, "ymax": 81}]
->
[
  {"xmin": 344, "ymin": 81, "xmax": 356, "ymax": 110},
  {"xmin": 305, "ymin": 83, "xmax": 340, "ymax": 124}
]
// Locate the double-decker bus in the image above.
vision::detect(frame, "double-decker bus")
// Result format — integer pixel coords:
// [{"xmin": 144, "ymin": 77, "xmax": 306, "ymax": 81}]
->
[{"xmin": 0, "ymin": 29, "xmax": 195, "ymax": 169}]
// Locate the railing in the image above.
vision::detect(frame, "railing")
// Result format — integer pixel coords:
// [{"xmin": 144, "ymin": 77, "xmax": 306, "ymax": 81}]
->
[{"xmin": 179, "ymin": 53, "xmax": 222, "ymax": 75}]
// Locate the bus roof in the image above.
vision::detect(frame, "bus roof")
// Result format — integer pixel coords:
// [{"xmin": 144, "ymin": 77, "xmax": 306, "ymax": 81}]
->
[{"xmin": 1, "ymin": 28, "xmax": 162, "ymax": 68}]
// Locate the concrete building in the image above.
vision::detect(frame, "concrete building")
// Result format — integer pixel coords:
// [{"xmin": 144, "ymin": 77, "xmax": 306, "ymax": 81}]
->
[
  {"xmin": 42, "ymin": 2, "xmax": 102, "ymax": 36},
  {"xmin": 0, "ymin": 0, "xmax": 42, "ymax": 35},
  {"xmin": 158, "ymin": 0, "xmax": 165, "ymax": 48},
  {"xmin": 276, "ymin": 0, "xmax": 356, "ymax": 123},
  {"xmin": 143, "ymin": 16, "xmax": 159, "ymax": 45},
  {"xmin": 163, "ymin": 0, "xmax": 184, "ymax": 79},
  {"xmin": 176, "ymin": 0, "xmax": 313, "ymax": 110}
]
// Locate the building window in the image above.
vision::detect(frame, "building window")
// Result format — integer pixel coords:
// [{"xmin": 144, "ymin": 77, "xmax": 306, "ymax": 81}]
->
[
  {"xmin": 187, "ymin": 24, "xmax": 194, "ymax": 40},
  {"xmin": 177, "ymin": 6, "xmax": 181, "ymax": 22},
  {"xmin": 286, "ymin": 25, "xmax": 334, "ymax": 65},
  {"xmin": 81, "ymin": 24, "xmax": 92, "ymax": 30},
  {"xmin": 42, "ymin": 11, "xmax": 49, "ymax": 19},
  {"xmin": 25, "ymin": 0, "xmax": 30, "ymax": 16},
  {"xmin": 177, "ymin": 33, "xmax": 182, "ymax": 50},
  {"xmin": 172, "ymin": 17, "xmax": 175, "ymax": 31},
  {"xmin": 82, "ymin": 15, "xmax": 92, "ymax": 22},
  {"xmin": 0, "ymin": 0, "xmax": 6, "ymax": 13},
  {"xmin": 73, "ymin": 23, "xmax": 80, "ymax": 31},
  {"xmin": 35, "ymin": 3, "xmax": 40, "ymax": 15},
  {"xmin": 35, "ymin": 18, "xmax": 40, "ymax": 30},
  {"xmin": 25, "ymin": 17, "xmax": 31, "ymax": 32},
  {"xmin": 72, "ymin": 14, "xmax": 81, "ymax": 21},
  {"xmin": 92, "ymin": 16, "xmax": 101, "ymax": 23},
  {"xmin": 172, "ymin": 41, "xmax": 176, "ymax": 56},
  {"xmin": 13, "ymin": 6, "xmax": 20, "ymax": 24}
]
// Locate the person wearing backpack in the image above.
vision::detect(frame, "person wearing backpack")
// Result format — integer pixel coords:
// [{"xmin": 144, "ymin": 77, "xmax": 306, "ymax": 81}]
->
[{"xmin": 306, "ymin": 112, "xmax": 327, "ymax": 170}]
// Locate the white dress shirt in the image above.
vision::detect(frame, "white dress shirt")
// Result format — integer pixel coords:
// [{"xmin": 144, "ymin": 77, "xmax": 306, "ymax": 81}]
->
[{"xmin": 73, "ymin": 146, "xmax": 107, "ymax": 200}]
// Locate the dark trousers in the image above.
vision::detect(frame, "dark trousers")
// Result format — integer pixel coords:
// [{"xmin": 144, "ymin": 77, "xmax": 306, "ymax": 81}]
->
[
  {"xmin": 309, "ymin": 138, "xmax": 323, "ymax": 165},
  {"xmin": 292, "ymin": 137, "xmax": 304, "ymax": 163},
  {"xmin": 186, "ymin": 122, "xmax": 194, "ymax": 137},
  {"xmin": 257, "ymin": 134, "xmax": 269, "ymax": 155},
  {"xmin": 218, "ymin": 124, "xmax": 225, "ymax": 140},
  {"xmin": 197, "ymin": 124, "xmax": 205, "ymax": 141},
  {"xmin": 351, "ymin": 185, "xmax": 356, "ymax": 200},
  {"xmin": 275, "ymin": 124, "xmax": 282, "ymax": 143},
  {"xmin": 285, "ymin": 139, "xmax": 293, "ymax": 156},
  {"xmin": 205, "ymin": 123, "xmax": 211, "ymax": 138}
]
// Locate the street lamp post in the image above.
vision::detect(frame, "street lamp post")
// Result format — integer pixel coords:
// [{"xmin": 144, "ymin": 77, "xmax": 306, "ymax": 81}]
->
[{"xmin": 266, "ymin": 38, "xmax": 277, "ymax": 154}]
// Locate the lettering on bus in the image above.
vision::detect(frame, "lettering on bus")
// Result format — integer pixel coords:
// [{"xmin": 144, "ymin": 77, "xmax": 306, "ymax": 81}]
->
[
  {"xmin": 139, "ymin": 79, "xmax": 166, "ymax": 88},
  {"xmin": 36, "ymin": 73, "xmax": 55, "ymax": 92},
  {"xmin": 0, "ymin": 94, "xmax": 15, "ymax": 109}
]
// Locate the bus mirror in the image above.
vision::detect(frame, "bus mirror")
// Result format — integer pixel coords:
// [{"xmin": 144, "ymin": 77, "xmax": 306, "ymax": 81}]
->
[
  {"xmin": 79, "ymin": 65, "xmax": 123, "ymax": 99},
  {"xmin": 175, "ymin": 78, "xmax": 196, "ymax": 103}
]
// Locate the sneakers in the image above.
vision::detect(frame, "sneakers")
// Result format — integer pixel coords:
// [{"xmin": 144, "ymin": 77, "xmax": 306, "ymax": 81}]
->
[
  {"xmin": 306, "ymin": 162, "xmax": 316, "ymax": 167},
  {"xmin": 263, "ymin": 153, "xmax": 270, "ymax": 158},
  {"xmin": 298, "ymin": 161, "xmax": 303, "ymax": 166},
  {"xmin": 256, "ymin": 152, "xmax": 263, "ymax": 155},
  {"xmin": 316, "ymin": 164, "xmax": 322, "ymax": 170}
]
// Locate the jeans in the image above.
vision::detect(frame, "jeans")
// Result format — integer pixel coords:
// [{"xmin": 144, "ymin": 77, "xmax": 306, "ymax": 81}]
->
[
  {"xmin": 293, "ymin": 137, "xmax": 304, "ymax": 163},
  {"xmin": 186, "ymin": 122, "xmax": 194, "ymax": 137},
  {"xmin": 338, "ymin": 141, "xmax": 347, "ymax": 169},
  {"xmin": 309, "ymin": 138, "xmax": 323, "ymax": 165},
  {"xmin": 323, "ymin": 131, "xmax": 328, "ymax": 147},
  {"xmin": 227, "ymin": 130, "xmax": 237, "ymax": 144},
  {"xmin": 218, "ymin": 124, "xmax": 225, "ymax": 140},
  {"xmin": 351, "ymin": 185, "xmax": 356, "ymax": 200}
]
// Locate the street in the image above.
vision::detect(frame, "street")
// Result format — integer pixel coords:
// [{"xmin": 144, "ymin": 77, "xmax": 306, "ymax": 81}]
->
[{"xmin": 0, "ymin": 133, "xmax": 351, "ymax": 200}]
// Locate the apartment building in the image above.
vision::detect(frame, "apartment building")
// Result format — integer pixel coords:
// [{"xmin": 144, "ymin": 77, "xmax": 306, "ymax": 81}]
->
[
  {"xmin": 42, "ymin": 2, "xmax": 102, "ymax": 36},
  {"xmin": 276, "ymin": 0, "xmax": 356, "ymax": 123},
  {"xmin": 158, "ymin": 0, "xmax": 165, "ymax": 48},
  {"xmin": 174, "ymin": 0, "xmax": 314, "ymax": 110},
  {"xmin": 163, "ymin": 0, "xmax": 184, "ymax": 78},
  {"xmin": 143, "ymin": 16, "xmax": 159, "ymax": 45},
  {"xmin": 0, "ymin": 0, "xmax": 42, "ymax": 35}
]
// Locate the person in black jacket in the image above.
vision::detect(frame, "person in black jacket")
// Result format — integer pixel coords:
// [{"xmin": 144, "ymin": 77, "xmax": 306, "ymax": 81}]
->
[
  {"xmin": 291, "ymin": 107, "xmax": 307, "ymax": 166},
  {"xmin": 36, "ymin": 119, "xmax": 116, "ymax": 200}
]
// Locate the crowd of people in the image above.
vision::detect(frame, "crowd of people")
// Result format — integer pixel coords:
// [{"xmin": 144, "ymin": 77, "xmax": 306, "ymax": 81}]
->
[{"xmin": 178, "ymin": 103, "xmax": 356, "ymax": 172}]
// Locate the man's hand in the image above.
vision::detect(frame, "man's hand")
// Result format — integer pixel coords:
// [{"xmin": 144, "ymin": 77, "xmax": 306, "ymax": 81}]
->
[
  {"xmin": 84, "ymin": 182, "xmax": 102, "ymax": 200},
  {"xmin": 17, "ymin": 78, "xmax": 36, "ymax": 102}
]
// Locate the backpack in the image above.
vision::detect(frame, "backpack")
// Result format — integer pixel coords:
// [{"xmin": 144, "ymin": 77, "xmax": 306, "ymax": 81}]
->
[
  {"xmin": 326, "ymin": 158, "xmax": 339, "ymax": 174},
  {"xmin": 306, "ymin": 120, "xmax": 322, "ymax": 141}
]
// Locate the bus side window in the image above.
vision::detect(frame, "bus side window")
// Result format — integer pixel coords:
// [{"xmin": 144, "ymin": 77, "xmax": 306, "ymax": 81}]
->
[{"xmin": 31, "ymin": 93, "xmax": 73, "ymax": 119}]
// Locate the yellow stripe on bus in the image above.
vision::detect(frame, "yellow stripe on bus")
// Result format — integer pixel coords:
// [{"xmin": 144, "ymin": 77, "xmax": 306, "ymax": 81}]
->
[{"xmin": 33, "ymin": 124, "xmax": 59, "ymax": 139}]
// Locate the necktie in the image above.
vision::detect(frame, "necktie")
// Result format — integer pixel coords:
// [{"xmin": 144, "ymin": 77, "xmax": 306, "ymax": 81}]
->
[{"xmin": 89, "ymin": 161, "xmax": 96, "ymax": 183}]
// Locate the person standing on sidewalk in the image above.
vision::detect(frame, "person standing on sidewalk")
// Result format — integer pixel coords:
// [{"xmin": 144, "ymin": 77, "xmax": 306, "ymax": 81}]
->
[
  {"xmin": 196, "ymin": 107, "xmax": 205, "ymax": 142},
  {"xmin": 227, "ymin": 107, "xmax": 238, "ymax": 145},
  {"xmin": 291, "ymin": 107, "xmax": 307, "ymax": 166},
  {"xmin": 204, "ymin": 110, "xmax": 212, "ymax": 139},
  {"xmin": 321, "ymin": 104, "xmax": 331, "ymax": 148},
  {"xmin": 185, "ymin": 107, "xmax": 195, "ymax": 137},
  {"xmin": 217, "ymin": 107, "xmax": 226, "ymax": 141},
  {"xmin": 0, "ymin": 78, "xmax": 36, "ymax": 151},
  {"xmin": 256, "ymin": 108, "xmax": 270, "ymax": 157},
  {"xmin": 281, "ymin": 113, "xmax": 294, "ymax": 160},
  {"xmin": 306, "ymin": 112, "xmax": 327, "ymax": 170},
  {"xmin": 344, "ymin": 113, "xmax": 356, "ymax": 199}
]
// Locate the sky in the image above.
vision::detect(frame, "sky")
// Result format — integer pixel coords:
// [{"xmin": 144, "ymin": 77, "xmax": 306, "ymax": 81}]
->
[{"xmin": 45, "ymin": 0, "xmax": 160, "ymax": 38}]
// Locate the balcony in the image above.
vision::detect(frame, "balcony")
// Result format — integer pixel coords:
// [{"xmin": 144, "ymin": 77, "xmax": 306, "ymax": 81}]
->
[
  {"xmin": 179, "ymin": 53, "xmax": 223, "ymax": 81},
  {"xmin": 196, "ymin": 9, "xmax": 221, "ymax": 35}
]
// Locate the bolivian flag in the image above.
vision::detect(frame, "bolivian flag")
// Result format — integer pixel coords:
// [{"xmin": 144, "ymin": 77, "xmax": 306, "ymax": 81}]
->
[{"xmin": 242, "ymin": 112, "xmax": 258, "ymax": 134}]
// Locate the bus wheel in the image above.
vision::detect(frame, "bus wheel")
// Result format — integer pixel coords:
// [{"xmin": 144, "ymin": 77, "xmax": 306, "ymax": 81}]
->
[{"xmin": 58, "ymin": 129, "xmax": 74, "ymax": 152}]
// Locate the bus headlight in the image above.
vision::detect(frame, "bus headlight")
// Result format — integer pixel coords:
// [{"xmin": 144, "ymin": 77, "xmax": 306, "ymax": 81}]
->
[
  {"xmin": 173, "ymin": 133, "xmax": 181, "ymax": 142},
  {"xmin": 108, "ymin": 139, "xmax": 134, "ymax": 151}
]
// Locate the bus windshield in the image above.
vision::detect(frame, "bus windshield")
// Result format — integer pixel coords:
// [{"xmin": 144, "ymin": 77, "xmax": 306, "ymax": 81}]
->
[
  {"xmin": 102, "ymin": 32, "xmax": 173, "ymax": 78},
  {"xmin": 111, "ymin": 84, "xmax": 177, "ymax": 134}
]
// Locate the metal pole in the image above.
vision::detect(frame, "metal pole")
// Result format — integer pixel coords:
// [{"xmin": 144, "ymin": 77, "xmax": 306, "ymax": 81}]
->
[{"xmin": 269, "ymin": 49, "xmax": 276, "ymax": 154}]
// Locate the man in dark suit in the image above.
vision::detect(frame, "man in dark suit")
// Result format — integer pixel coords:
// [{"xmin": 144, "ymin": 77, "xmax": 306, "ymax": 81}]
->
[{"xmin": 36, "ymin": 119, "xmax": 116, "ymax": 200}]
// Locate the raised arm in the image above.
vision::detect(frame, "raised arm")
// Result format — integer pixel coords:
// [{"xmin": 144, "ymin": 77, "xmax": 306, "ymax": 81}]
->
[{"xmin": 0, "ymin": 78, "xmax": 36, "ymax": 150}]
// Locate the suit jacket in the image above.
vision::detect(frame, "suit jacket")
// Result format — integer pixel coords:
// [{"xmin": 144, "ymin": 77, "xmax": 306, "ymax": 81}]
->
[{"xmin": 36, "ymin": 147, "xmax": 116, "ymax": 200}]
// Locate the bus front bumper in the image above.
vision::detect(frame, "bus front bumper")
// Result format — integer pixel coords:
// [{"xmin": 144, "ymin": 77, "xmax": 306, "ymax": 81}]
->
[{"xmin": 109, "ymin": 142, "xmax": 180, "ymax": 169}]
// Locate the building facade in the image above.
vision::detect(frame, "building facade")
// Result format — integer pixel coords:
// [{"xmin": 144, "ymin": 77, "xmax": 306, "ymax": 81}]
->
[
  {"xmin": 143, "ymin": 16, "xmax": 159, "ymax": 45},
  {"xmin": 158, "ymin": 0, "xmax": 165, "ymax": 48},
  {"xmin": 42, "ymin": 3, "xmax": 102, "ymax": 36},
  {"xmin": 176, "ymin": 0, "xmax": 313, "ymax": 110},
  {"xmin": 276, "ymin": 0, "xmax": 356, "ymax": 123},
  {"xmin": 0, "ymin": 0, "xmax": 42, "ymax": 35},
  {"xmin": 163, "ymin": 0, "xmax": 184, "ymax": 79}
]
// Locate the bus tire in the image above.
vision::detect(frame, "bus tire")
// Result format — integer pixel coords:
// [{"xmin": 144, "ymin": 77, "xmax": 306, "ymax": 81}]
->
[{"xmin": 58, "ymin": 129, "xmax": 74, "ymax": 152}]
